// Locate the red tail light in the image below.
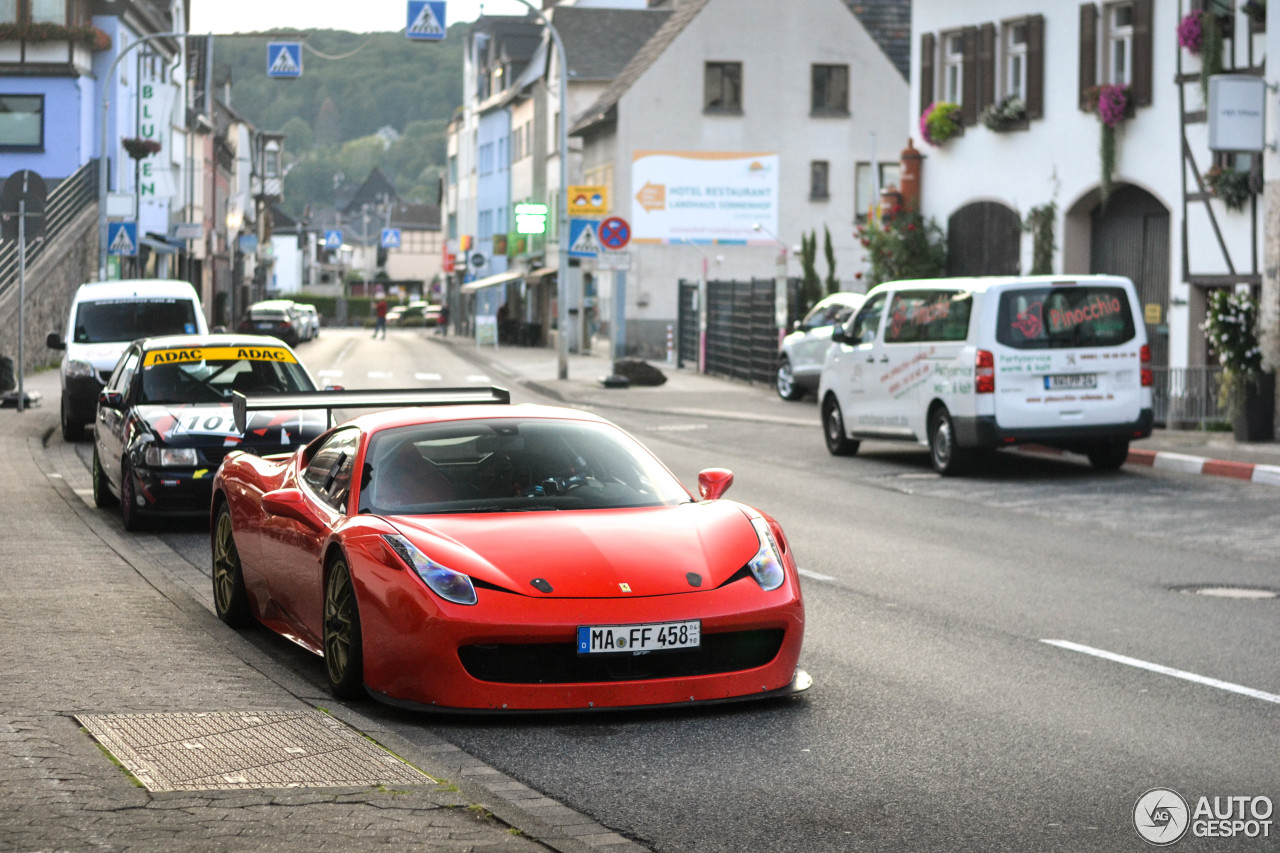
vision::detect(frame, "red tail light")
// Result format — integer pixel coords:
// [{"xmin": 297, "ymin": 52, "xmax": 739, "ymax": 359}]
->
[
  {"xmin": 976, "ymin": 349, "xmax": 995, "ymax": 394},
  {"xmin": 1140, "ymin": 344, "xmax": 1153, "ymax": 387}
]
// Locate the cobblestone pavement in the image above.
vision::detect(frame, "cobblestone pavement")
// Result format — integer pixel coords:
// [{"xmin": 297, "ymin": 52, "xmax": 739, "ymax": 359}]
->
[{"xmin": 0, "ymin": 370, "xmax": 642, "ymax": 853}]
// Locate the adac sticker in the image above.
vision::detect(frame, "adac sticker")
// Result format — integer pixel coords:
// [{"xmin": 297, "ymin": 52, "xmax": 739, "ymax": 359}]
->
[{"xmin": 143, "ymin": 346, "xmax": 297, "ymax": 367}]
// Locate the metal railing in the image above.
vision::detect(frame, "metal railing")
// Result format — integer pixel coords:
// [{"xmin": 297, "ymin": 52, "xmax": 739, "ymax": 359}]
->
[
  {"xmin": 1152, "ymin": 366, "xmax": 1229, "ymax": 428},
  {"xmin": 0, "ymin": 160, "xmax": 98, "ymax": 301}
]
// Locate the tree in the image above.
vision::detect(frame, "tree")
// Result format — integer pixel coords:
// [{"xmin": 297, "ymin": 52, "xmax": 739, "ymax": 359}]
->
[
  {"xmin": 280, "ymin": 116, "xmax": 314, "ymax": 154},
  {"xmin": 823, "ymin": 225, "xmax": 838, "ymax": 294},
  {"xmin": 857, "ymin": 209, "xmax": 947, "ymax": 286},
  {"xmin": 799, "ymin": 231, "xmax": 822, "ymax": 314}
]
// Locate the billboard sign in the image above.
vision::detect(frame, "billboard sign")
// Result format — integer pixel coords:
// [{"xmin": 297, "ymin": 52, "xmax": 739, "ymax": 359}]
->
[{"xmin": 630, "ymin": 151, "xmax": 779, "ymax": 244}]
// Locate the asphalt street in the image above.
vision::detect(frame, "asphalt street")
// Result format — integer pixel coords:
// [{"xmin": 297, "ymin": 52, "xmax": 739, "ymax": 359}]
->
[{"xmin": 17, "ymin": 327, "xmax": 1280, "ymax": 851}]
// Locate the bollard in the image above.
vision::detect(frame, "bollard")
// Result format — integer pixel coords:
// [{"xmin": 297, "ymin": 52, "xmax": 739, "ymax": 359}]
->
[{"xmin": 666, "ymin": 324, "xmax": 674, "ymax": 364}]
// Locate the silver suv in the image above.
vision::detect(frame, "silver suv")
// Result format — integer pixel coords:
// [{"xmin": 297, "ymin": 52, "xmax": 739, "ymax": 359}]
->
[{"xmin": 776, "ymin": 291, "xmax": 865, "ymax": 400}]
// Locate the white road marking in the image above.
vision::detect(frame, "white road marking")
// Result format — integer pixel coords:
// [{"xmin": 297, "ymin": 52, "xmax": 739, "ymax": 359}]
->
[
  {"xmin": 414, "ymin": 372, "xmax": 442, "ymax": 381},
  {"xmin": 1042, "ymin": 639, "xmax": 1280, "ymax": 705},
  {"xmin": 317, "ymin": 369, "xmax": 343, "ymax": 378},
  {"xmin": 644, "ymin": 423, "xmax": 708, "ymax": 432},
  {"xmin": 465, "ymin": 374, "xmax": 491, "ymax": 383},
  {"xmin": 798, "ymin": 569, "xmax": 835, "ymax": 582},
  {"xmin": 367, "ymin": 371, "xmax": 394, "ymax": 379}
]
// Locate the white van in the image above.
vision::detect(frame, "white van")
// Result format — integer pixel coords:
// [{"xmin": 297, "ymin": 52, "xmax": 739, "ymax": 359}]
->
[
  {"xmin": 816, "ymin": 275, "xmax": 1153, "ymax": 474},
  {"xmin": 47, "ymin": 279, "xmax": 207, "ymax": 441}
]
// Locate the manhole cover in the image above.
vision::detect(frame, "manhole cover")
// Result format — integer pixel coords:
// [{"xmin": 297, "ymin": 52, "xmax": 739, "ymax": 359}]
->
[
  {"xmin": 77, "ymin": 711, "xmax": 432, "ymax": 792},
  {"xmin": 1175, "ymin": 585, "xmax": 1280, "ymax": 600}
]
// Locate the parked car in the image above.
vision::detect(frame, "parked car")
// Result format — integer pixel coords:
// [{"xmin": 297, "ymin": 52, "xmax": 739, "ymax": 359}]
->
[
  {"xmin": 238, "ymin": 299, "xmax": 302, "ymax": 346},
  {"xmin": 92, "ymin": 334, "xmax": 327, "ymax": 530},
  {"xmin": 776, "ymin": 291, "xmax": 866, "ymax": 400},
  {"xmin": 47, "ymin": 279, "xmax": 208, "ymax": 442},
  {"xmin": 817, "ymin": 275, "xmax": 1153, "ymax": 475},
  {"xmin": 295, "ymin": 303, "xmax": 321, "ymax": 340},
  {"xmin": 212, "ymin": 388, "xmax": 809, "ymax": 710},
  {"xmin": 389, "ymin": 301, "xmax": 440, "ymax": 327}
]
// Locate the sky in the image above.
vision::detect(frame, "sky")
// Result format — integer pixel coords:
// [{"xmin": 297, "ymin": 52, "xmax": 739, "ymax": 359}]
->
[{"xmin": 189, "ymin": 0, "xmax": 532, "ymax": 35}]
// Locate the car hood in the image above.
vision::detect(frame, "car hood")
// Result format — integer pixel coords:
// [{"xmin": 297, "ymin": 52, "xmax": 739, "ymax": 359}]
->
[
  {"xmin": 140, "ymin": 403, "xmax": 329, "ymax": 450},
  {"xmin": 386, "ymin": 501, "xmax": 762, "ymax": 598}
]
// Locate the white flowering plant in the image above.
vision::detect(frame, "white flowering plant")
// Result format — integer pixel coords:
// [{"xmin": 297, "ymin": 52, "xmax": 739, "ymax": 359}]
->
[{"xmin": 1202, "ymin": 289, "xmax": 1263, "ymax": 375}]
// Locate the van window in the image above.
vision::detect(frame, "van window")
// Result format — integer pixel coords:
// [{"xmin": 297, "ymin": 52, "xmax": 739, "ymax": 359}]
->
[
  {"xmin": 886, "ymin": 290, "xmax": 972, "ymax": 343},
  {"xmin": 996, "ymin": 285, "xmax": 1135, "ymax": 349},
  {"xmin": 846, "ymin": 292, "xmax": 888, "ymax": 344},
  {"xmin": 73, "ymin": 297, "xmax": 198, "ymax": 343}
]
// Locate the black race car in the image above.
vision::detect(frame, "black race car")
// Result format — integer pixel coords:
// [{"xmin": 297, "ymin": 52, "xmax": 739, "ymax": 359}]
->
[{"xmin": 91, "ymin": 334, "xmax": 330, "ymax": 530}]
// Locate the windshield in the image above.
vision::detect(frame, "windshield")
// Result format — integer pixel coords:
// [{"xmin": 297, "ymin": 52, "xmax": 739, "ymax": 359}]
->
[
  {"xmin": 996, "ymin": 285, "xmax": 1136, "ymax": 349},
  {"xmin": 140, "ymin": 346, "xmax": 315, "ymax": 404},
  {"xmin": 73, "ymin": 297, "xmax": 198, "ymax": 343},
  {"xmin": 360, "ymin": 418, "xmax": 692, "ymax": 515}
]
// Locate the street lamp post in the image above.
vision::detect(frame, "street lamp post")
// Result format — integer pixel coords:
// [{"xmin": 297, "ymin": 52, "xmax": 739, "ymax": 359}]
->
[{"xmin": 753, "ymin": 223, "xmax": 795, "ymax": 349}]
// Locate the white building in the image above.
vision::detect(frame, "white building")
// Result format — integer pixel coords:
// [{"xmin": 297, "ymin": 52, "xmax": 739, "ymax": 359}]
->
[{"xmin": 911, "ymin": 0, "xmax": 1268, "ymax": 377}]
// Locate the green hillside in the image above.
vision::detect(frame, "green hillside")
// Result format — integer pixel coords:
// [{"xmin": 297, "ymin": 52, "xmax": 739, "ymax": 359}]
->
[{"xmin": 212, "ymin": 28, "xmax": 465, "ymax": 215}]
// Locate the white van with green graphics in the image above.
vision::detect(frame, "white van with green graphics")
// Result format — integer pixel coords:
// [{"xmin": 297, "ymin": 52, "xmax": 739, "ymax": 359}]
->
[{"xmin": 816, "ymin": 275, "xmax": 1154, "ymax": 475}]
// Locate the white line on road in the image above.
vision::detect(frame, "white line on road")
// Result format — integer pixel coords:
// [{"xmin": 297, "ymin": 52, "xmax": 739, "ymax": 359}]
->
[
  {"xmin": 414, "ymin": 373, "xmax": 442, "ymax": 381},
  {"xmin": 368, "ymin": 371, "xmax": 394, "ymax": 379},
  {"xmin": 798, "ymin": 569, "xmax": 835, "ymax": 582},
  {"xmin": 465, "ymin": 374, "xmax": 492, "ymax": 383},
  {"xmin": 1042, "ymin": 639, "xmax": 1280, "ymax": 705},
  {"xmin": 317, "ymin": 369, "xmax": 343, "ymax": 378},
  {"xmin": 644, "ymin": 424, "xmax": 708, "ymax": 432}
]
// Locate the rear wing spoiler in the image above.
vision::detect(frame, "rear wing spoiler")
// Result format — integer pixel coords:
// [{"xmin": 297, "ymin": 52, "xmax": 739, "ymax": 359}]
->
[{"xmin": 232, "ymin": 386, "xmax": 511, "ymax": 434}]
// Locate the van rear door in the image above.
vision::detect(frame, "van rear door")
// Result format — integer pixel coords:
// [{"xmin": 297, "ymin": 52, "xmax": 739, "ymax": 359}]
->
[{"xmin": 991, "ymin": 281, "xmax": 1146, "ymax": 429}]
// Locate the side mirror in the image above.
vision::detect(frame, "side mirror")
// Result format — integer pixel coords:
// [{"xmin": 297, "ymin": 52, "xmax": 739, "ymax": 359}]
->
[
  {"xmin": 98, "ymin": 390, "xmax": 123, "ymax": 410},
  {"xmin": 831, "ymin": 325, "xmax": 848, "ymax": 345},
  {"xmin": 697, "ymin": 468, "xmax": 734, "ymax": 501},
  {"xmin": 46, "ymin": 332, "xmax": 65, "ymax": 350},
  {"xmin": 262, "ymin": 488, "xmax": 321, "ymax": 527}
]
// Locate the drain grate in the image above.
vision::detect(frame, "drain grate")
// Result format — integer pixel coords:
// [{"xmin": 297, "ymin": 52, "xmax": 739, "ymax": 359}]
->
[{"xmin": 77, "ymin": 711, "xmax": 432, "ymax": 792}]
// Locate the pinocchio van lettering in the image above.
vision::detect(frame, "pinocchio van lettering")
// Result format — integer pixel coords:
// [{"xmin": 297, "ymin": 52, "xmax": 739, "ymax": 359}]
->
[{"xmin": 1048, "ymin": 295, "xmax": 1123, "ymax": 333}]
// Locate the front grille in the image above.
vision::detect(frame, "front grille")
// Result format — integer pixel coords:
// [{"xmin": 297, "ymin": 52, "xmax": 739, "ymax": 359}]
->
[{"xmin": 458, "ymin": 629, "xmax": 784, "ymax": 684}]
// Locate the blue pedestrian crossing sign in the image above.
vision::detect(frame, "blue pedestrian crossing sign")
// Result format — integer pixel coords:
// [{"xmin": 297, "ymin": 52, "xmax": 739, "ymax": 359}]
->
[
  {"xmin": 568, "ymin": 219, "xmax": 602, "ymax": 258},
  {"xmin": 267, "ymin": 42, "xmax": 302, "ymax": 78},
  {"xmin": 107, "ymin": 222, "xmax": 137, "ymax": 256},
  {"xmin": 380, "ymin": 228, "xmax": 402, "ymax": 249},
  {"xmin": 323, "ymin": 229, "xmax": 343, "ymax": 250},
  {"xmin": 407, "ymin": 2, "xmax": 446, "ymax": 41}
]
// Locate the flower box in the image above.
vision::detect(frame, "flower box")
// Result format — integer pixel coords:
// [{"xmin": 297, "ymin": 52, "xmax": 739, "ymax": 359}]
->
[{"xmin": 0, "ymin": 40, "xmax": 21, "ymax": 62}]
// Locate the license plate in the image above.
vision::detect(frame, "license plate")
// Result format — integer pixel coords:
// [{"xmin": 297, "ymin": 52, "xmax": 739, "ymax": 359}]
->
[
  {"xmin": 256, "ymin": 322, "xmax": 274, "ymax": 330},
  {"xmin": 577, "ymin": 620, "xmax": 701, "ymax": 654},
  {"xmin": 1044, "ymin": 373, "xmax": 1097, "ymax": 390}
]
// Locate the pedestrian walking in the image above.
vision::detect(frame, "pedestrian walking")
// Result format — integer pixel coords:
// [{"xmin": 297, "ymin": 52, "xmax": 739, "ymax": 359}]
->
[
  {"xmin": 438, "ymin": 304, "xmax": 450, "ymax": 337},
  {"xmin": 373, "ymin": 297, "xmax": 388, "ymax": 339}
]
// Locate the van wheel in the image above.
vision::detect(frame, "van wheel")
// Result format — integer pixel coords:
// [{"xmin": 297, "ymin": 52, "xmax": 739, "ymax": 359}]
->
[
  {"xmin": 928, "ymin": 407, "xmax": 970, "ymax": 476},
  {"xmin": 61, "ymin": 400, "xmax": 83, "ymax": 442},
  {"xmin": 1087, "ymin": 439, "xmax": 1130, "ymax": 471},
  {"xmin": 776, "ymin": 358, "xmax": 803, "ymax": 401},
  {"xmin": 822, "ymin": 396, "xmax": 859, "ymax": 456}
]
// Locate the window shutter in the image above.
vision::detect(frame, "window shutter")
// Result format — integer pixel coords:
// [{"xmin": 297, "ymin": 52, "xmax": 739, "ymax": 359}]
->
[
  {"xmin": 1079, "ymin": 4, "xmax": 1098, "ymax": 111},
  {"xmin": 979, "ymin": 23, "xmax": 996, "ymax": 113},
  {"xmin": 1131, "ymin": 0, "xmax": 1153, "ymax": 106},
  {"xmin": 920, "ymin": 33, "xmax": 935, "ymax": 116},
  {"xmin": 961, "ymin": 26, "xmax": 979, "ymax": 125},
  {"xmin": 1026, "ymin": 14, "xmax": 1045, "ymax": 119}
]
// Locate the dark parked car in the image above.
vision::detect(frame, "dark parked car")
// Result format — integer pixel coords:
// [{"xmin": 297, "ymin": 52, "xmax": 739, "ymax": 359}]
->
[{"xmin": 238, "ymin": 299, "xmax": 302, "ymax": 346}]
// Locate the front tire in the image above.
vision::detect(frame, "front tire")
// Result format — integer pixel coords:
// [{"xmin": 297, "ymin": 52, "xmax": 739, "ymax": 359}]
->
[
  {"xmin": 119, "ymin": 458, "xmax": 144, "ymax": 531},
  {"xmin": 323, "ymin": 556, "xmax": 365, "ymax": 700},
  {"xmin": 928, "ymin": 406, "xmax": 970, "ymax": 476},
  {"xmin": 822, "ymin": 396, "xmax": 859, "ymax": 456},
  {"xmin": 212, "ymin": 503, "xmax": 252, "ymax": 627},
  {"xmin": 92, "ymin": 447, "xmax": 116, "ymax": 508},
  {"xmin": 1087, "ymin": 439, "xmax": 1130, "ymax": 471},
  {"xmin": 61, "ymin": 399, "xmax": 84, "ymax": 442},
  {"xmin": 776, "ymin": 357, "xmax": 804, "ymax": 401}
]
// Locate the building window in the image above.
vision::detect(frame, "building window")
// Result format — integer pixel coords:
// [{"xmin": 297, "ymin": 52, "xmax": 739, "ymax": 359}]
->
[
  {"xmin": 448, "ymin": 154, "xmax": 457, "ymax": 185},
  {"xmin": 704, "ymin": 61, "xmax": 743, "ymax": 113},
  {"xmin": 1104, "ymin": 2, "xmax": 1134, "ymax": 86},
  {"xmin": 479, "ymin": 210, "xmax": 493, "ymax": 240},
  {"xmin": 447, "ymin": 213, "xmax": 457, "ymax": 239},
  {"xmin": 1004, "ymin": 22, "xmax": 1028, "ymax": 100},
  {"xmin": 811, "ymin": 64, "xmax": 849, "ymax": 115},
  {"xmin": 942, "ymin": 32, "xmax": 965, "ymax": 104},
  {"xmin": 1, "ymin": 0, "xmax": 69, "ymax": 24},
  {"xmin": 810, "ymin": 161, "xmax": 830, "ymax": 200},
  {"xmin": 0, "ymin": 94, "xmax": 44, "ymax": 151},
  {"xmin": 854, "ymin": 162, "xmax": 902, "ymax": 222}
]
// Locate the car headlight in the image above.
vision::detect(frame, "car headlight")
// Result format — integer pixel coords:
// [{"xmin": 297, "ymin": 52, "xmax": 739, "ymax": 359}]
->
[
  {"xmin": 747, "ymin": 517, "xmax": 786, "ymax": 591},
  {"xmin": 143, "ymin": 446, "xmax": 198, "ymax": 467},
  {"xmin": 382, "ymin": 534, "xmax": 478, "ymax": 605},
  {"xmin": 66, "ymin": 359, "xmax": 96, "ymax": 379}
]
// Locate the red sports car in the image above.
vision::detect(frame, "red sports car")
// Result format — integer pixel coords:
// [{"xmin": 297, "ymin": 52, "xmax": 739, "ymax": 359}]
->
[{"xmin": 212, "ymin": 388, "xmax": 808, "ymax": 712}]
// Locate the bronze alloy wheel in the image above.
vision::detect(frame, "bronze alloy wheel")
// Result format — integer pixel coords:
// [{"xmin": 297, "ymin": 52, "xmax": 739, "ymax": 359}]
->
[
  {"xmin": 211, "ymin": 504, "xmax": 251, "ymax": 626},
  {"xmin": 92, "ymin": 447, "xmax": 116, "ymax": 508},
  {"xmin": 119, "ymin": 459, "xmax": 143, "ymax": 531},
  {"xmin": 323, "ymin": 557, "xmax": 365, "ymax": 699}
]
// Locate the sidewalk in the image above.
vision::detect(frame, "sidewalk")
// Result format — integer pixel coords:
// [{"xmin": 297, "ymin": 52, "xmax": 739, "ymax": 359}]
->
[
  {"xmin": 0, "ymin": 368, "xmax": 640, "ymax": 853},
  {"xmin": 436, "ymin": 334, "xmax": 1280, "ymax": 487}
]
